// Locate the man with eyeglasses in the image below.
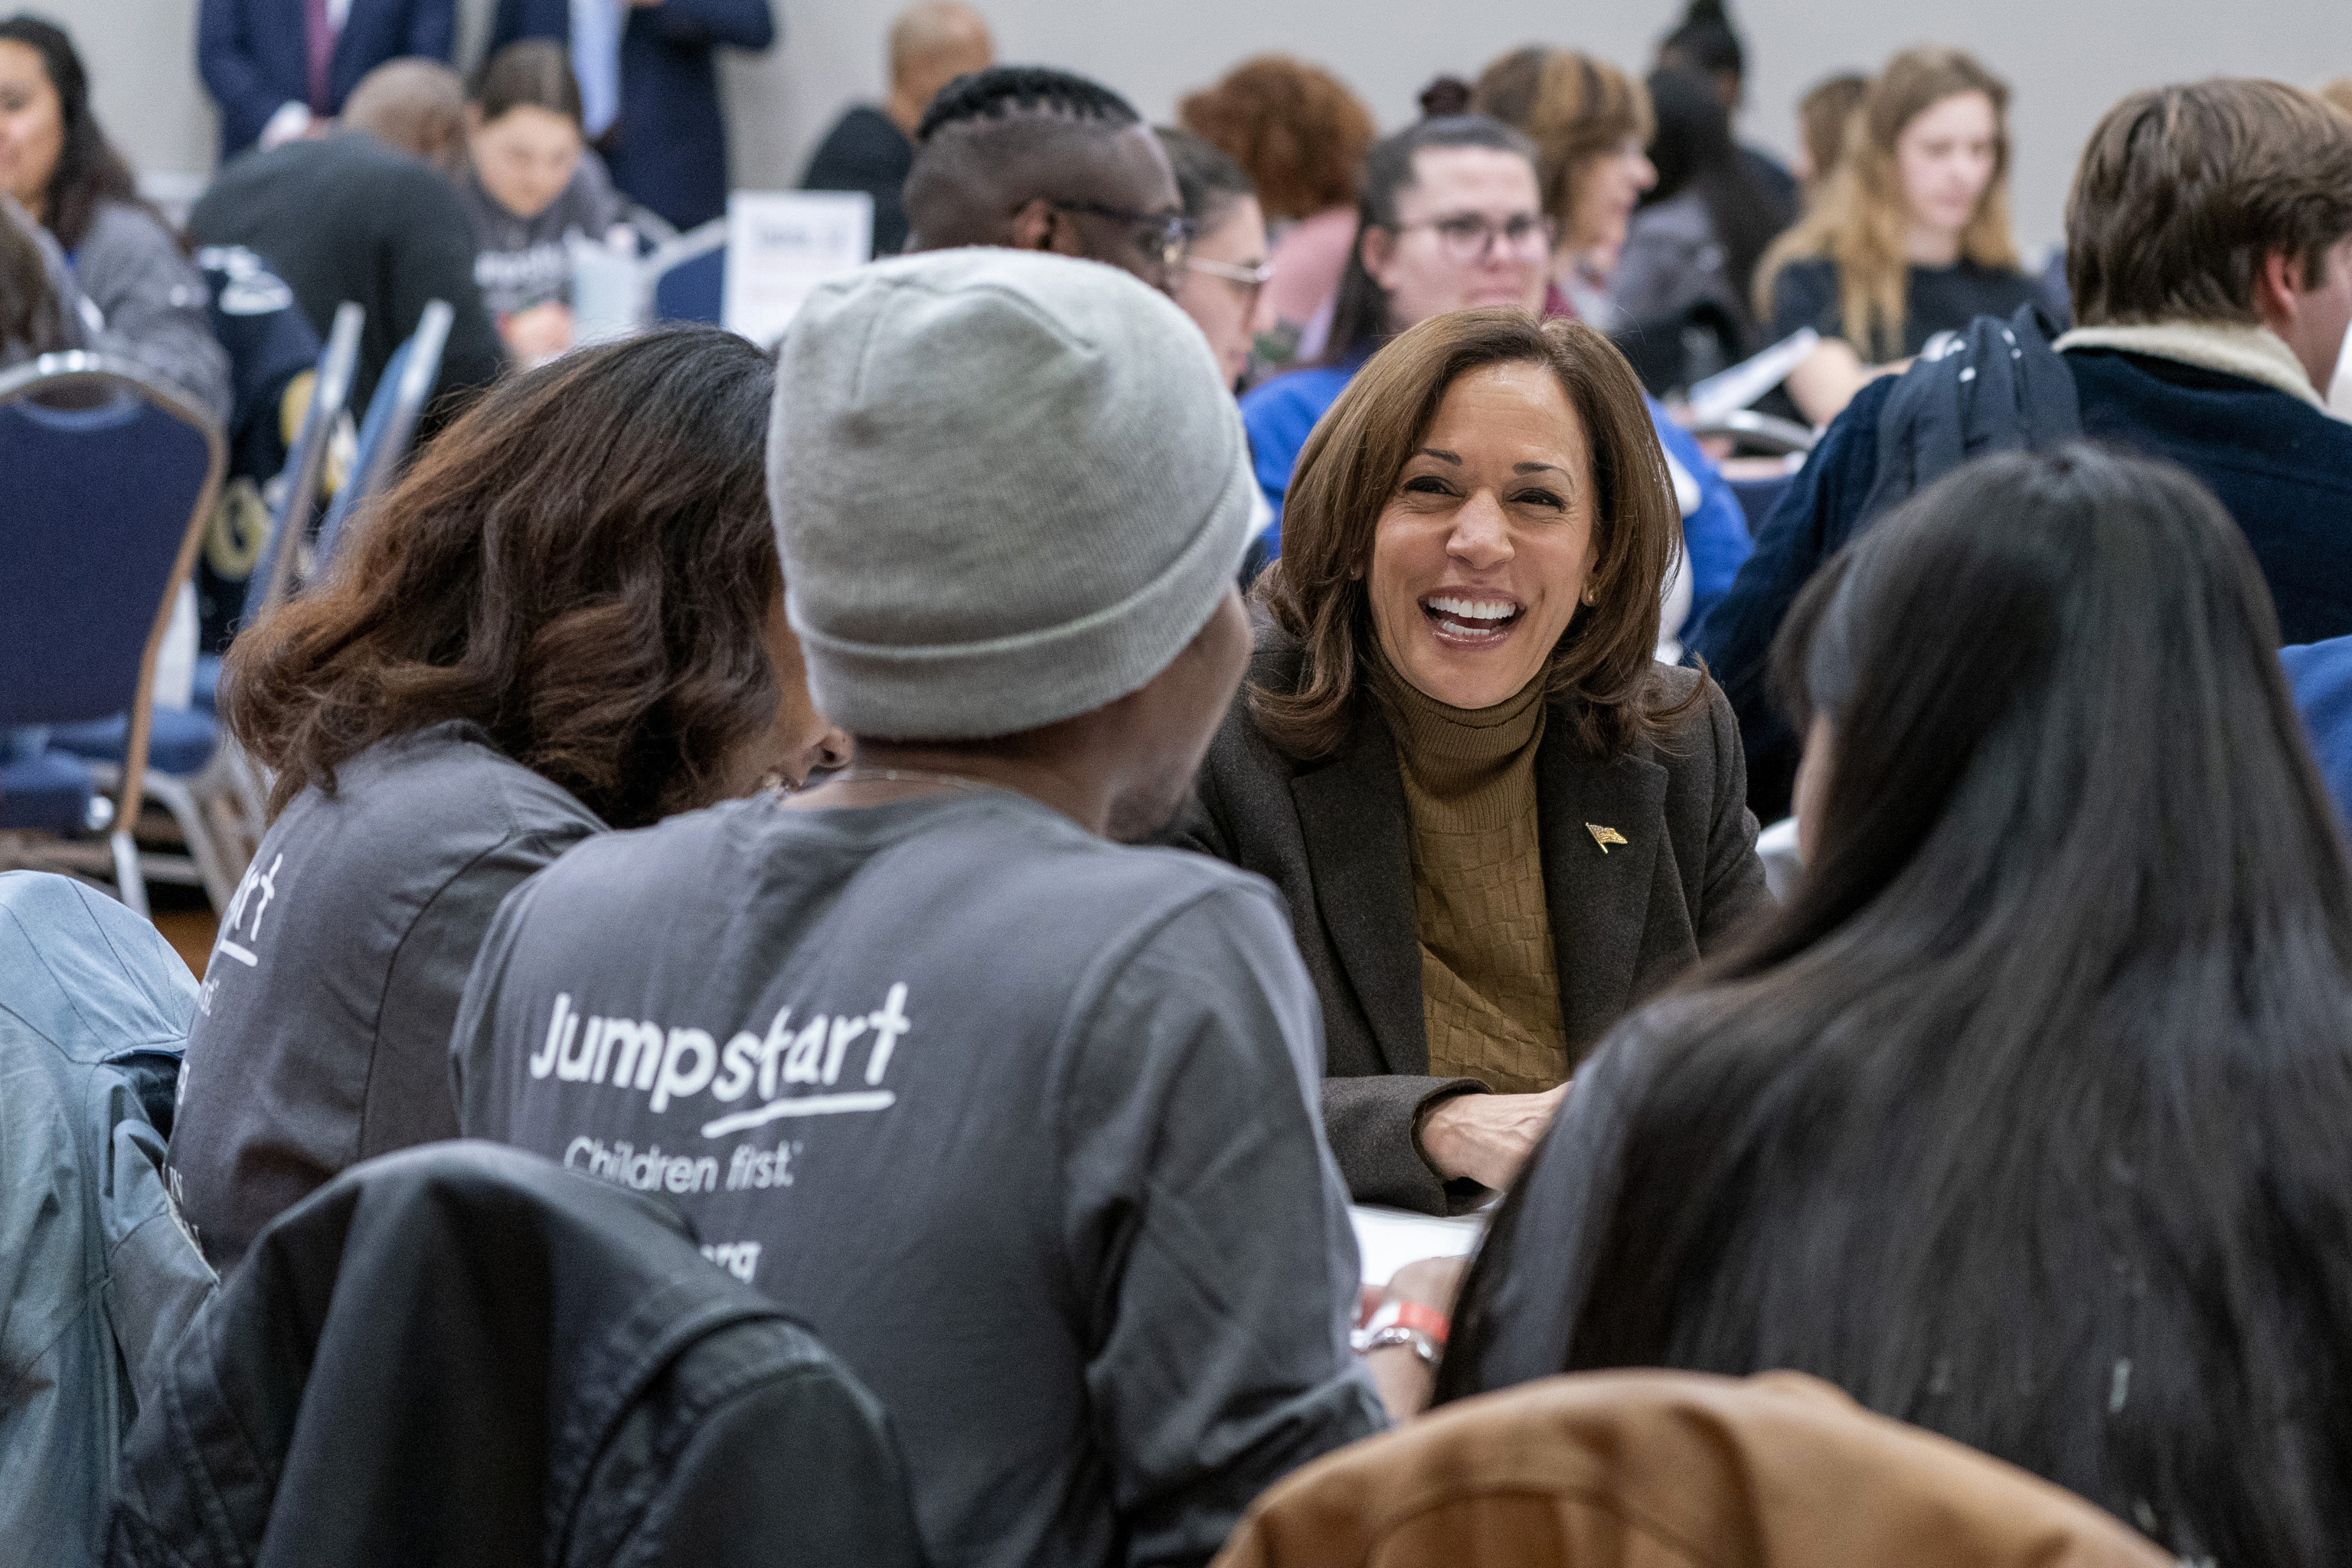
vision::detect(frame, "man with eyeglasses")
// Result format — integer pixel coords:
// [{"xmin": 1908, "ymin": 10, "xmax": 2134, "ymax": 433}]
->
[{"xmin": 903, "ymin": 64, "xmax": 1194, "ymax": 296}]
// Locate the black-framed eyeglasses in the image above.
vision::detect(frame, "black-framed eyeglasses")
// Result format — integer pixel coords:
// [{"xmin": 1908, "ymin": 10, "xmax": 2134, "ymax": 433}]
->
[
  {"xmin": 1396, "ymin": 211, "xmax": 1556, "ymax": 263},
  {"xmin": 1181, "ymin": 256, "xmax": 1275, "ymax": 309},
  {"xmin": 1050, "ymin": 201, "xmax": 1197, "ymax": 274}
]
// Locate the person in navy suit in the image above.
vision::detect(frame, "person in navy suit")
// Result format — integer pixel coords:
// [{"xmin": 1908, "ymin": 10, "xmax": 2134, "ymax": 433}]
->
[
  {"xmin": 489, "ymin": 0, "xmax": 775, "ymax": 234},
  {"xmin": 198, "ymin": 0, "xmax": 456, "ymax": 160}
]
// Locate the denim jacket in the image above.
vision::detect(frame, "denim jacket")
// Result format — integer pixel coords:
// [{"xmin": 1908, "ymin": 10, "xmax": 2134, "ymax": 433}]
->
[{"xmin": 0, "ymin": 873, "xmax": 214, "ymax": 1566}]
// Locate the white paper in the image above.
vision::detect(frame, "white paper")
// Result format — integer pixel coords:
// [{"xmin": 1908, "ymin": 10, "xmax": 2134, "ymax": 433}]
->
[
  {"xmin": 721, "ymin": 191, "xmax": 874, "ymax": 348},
  {"xmin": 1349, "ymin": 1202, "xmax": 1486, "ymax": 1285},
  {"xmin": 1685, "ymin": 327, "xmax": 1820, "ymax": 425}
]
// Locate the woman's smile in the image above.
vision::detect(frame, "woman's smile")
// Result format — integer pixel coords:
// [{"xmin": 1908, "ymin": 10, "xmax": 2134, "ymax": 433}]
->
[
  {"xmin": 1419, "ymin": 592, "xmax": 1527, "ymax": 648},
  {"xmin": 1369, "ymin": 361, "xmax": 1596, "ymax": 709}
]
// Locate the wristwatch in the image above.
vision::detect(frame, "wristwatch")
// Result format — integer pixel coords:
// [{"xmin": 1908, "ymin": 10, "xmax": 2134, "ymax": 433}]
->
[{"xmin": 1351, "ymin": 1299, "xmax": 1449, "ymax": 1370}]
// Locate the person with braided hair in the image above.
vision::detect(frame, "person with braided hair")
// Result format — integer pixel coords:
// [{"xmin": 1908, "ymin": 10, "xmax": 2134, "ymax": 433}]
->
[{"xmin": 902, "ymin": 63, "xmax": 1188, "ymax": 294}]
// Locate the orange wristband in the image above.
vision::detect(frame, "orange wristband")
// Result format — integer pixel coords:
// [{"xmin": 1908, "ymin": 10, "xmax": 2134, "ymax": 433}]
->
[{"xmin": 1364, "ymin": 1298, "xmax": 1449, "ymax": 1346}]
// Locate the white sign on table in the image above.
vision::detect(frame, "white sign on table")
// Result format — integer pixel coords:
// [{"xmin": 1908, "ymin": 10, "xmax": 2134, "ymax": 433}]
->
[{"xmin": 722, "ymin": 191, "xmax": 874, "ymax": 347}]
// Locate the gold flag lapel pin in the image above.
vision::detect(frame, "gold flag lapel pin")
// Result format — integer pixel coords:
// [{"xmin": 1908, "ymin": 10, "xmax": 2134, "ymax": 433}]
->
[{"xmin": 1586, "ymin": 823, "xmax": 1628, "ymax": 854}]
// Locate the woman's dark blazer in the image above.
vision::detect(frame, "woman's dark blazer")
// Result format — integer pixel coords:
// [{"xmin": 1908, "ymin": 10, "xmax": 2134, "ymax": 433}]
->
[{"xmin": 1167, "ymin": 638, "xmax": 1771, "ymax": 1216}]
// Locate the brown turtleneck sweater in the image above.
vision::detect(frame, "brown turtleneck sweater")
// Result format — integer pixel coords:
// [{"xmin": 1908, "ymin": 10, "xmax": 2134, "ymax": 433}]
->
[{"xmin": 1368, "ymin": 652, "xmax": 1569, "ymax": 1094}]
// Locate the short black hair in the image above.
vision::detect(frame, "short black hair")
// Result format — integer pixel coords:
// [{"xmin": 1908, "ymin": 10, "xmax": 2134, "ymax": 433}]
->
[
  {"xmin": 916, "ymin": 64, "xmax": 1138, "ymax": 145},
  {"xmin": 1658, "ymin": 0, "xmax": 1744, "ymax": 82}
]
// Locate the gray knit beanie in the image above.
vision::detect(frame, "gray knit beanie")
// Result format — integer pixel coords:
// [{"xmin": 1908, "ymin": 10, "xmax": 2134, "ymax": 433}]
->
[{"xmin": 768, "ymin": 248, "xmax": 1254, "ymax": 740}]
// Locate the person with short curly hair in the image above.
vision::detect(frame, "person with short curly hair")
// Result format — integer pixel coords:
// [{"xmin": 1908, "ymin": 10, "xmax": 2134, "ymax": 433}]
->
[
  {"xmin": 1181, "ymin": 54, "xmax": 1377, "ymax": 364},
  {"xmin": 168, "ymin": 326, "xmax": 848, "ymax": 1274}
]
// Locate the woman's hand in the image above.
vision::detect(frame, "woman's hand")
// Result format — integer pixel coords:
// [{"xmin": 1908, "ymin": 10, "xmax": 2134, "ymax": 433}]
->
[
  {"xmin": 1359, "ymin": 1256, "xmax": 1469, "ymax": 1421},
  {"xmin": 1417, "ymin": 1083, "xmax": 1568, "ymax": 1190},
  {"xmin": 1785, "ymin": 338, "xmax": 1914, "ymax": 426},
  {"xmin": 499, "ymin": 302, "xmax": 575, "ymax": 365}
]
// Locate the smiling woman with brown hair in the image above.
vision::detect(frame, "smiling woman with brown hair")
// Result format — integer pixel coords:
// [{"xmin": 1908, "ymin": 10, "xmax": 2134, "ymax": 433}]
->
[{"xmin": 1171, "ymin": 307, "xmax": 1767, "ymax": 1215}]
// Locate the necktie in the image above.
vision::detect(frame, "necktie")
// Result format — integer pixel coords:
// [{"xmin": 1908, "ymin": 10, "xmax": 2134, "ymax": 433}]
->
[{"xmin": 305, "ymin": 0, "xmax": 335, "ymax": 116}]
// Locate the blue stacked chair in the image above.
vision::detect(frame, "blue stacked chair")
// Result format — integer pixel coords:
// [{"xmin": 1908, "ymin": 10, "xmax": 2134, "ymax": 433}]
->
[{"xmin": 0, "ymin": 353, "xmax": 224, "ymax": 914}]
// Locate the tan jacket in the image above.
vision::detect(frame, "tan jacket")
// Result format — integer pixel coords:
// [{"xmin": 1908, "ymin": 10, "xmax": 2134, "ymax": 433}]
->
[{"xmin": 1214, "ymin": 1370, "xmax": 2168, "ymax": 1568}]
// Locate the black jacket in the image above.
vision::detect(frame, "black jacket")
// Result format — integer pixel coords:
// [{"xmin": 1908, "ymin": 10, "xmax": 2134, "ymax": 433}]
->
[
  {"xmin": 103, "ymin": 1142, "xmax": 927, "ymax": 1568},
  {"xmin": 189, "ymin": 132, "xmax": 505, "ymax": 422},
  {"xmin": 1695, "ymin": 305, "xmax": 2352, "ymax": 819},
  {"xmin": 1169, "ymin": 642, "xmax": 1769, "ymax": 1215}
]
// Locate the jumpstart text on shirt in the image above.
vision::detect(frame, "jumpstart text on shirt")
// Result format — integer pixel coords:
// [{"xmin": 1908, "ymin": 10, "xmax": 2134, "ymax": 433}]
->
[{"xmin": 524, "ymin": 982, "xmax": 913, "ymax": 1138}]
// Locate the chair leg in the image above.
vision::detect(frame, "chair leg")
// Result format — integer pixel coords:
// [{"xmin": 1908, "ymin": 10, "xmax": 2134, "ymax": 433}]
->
[
  {"xmin": 144, "ymin": 773, "xmax": 238, "ymax": 911},
  {"xmin": 111, "ymin": 829, "xmax": 149, "ymax": 917},
  {"xmin": 224, "ymin": 743, "xmax": 270, "ymax": 844}
]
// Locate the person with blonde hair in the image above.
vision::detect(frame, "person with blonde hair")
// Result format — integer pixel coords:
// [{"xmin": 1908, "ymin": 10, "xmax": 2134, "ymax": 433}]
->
[
  {"xmin": 1470, "ymin": 45, "xmax": 1657, "ymax": 325},
  {"xmin": 1756, "ymin": 47, "xmax": 2048, "ymax": 423}
]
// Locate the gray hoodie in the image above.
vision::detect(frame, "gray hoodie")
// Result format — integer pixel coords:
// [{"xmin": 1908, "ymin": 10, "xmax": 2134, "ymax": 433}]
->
[
  {"xmin": 457, "ymin": 159, "xmax": 622, "ymax": 318},
  {"xmin": 67, "ymin": 201, "xmax": 231, "ymax": 420}
]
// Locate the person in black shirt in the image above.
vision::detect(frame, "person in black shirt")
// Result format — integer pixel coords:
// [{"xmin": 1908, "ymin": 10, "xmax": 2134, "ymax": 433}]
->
[
  {"xmin": 190, "ymin": 59, "xmax": 505, "ymax": 423},
  {"xmin": 799, "ymin": 2, "xmax": 991, "ymax": 259},
  {"xmin": 1654, "ymin": 0, "xmax": 1798, "ymax": 232},
  {"xmin": 1754, "ymin": 47, "xmax": 2050, "ymax": 423}
]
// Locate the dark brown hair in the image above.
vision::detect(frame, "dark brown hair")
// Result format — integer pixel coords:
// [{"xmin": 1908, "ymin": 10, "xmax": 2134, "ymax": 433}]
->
[
  {"xmin": 0, "ymin": 204, "xmax": 67, "ymax": 355},
  {"xmin": 223, "ymin": 327, "xmax": 783, "ymax": 828},
  {"xmin": 1439, "ymin": 447, "xmax": 2352, "ymax": 1560},
  {"xmin": 472, "ymin": 38, "xmax": 583, "ymax": 128},
  {"xmin": 0, "ymin": 14, "xmax": 159, "ymax": 252},
  {"xmin": 1178, "ymin": 55, "xmax": 1377, "ymax": 222},
  {"xmin": 1472, "ymin": 46, "xmax": 1654, "ymax": 239},
  {"xmin": 1250, "ymin": 308, "xmax": 1689, "ymax": 761},
  {"xmin": 1321, "ymin": 115, "xmax": 1537, "ymax": 364},
  {"xmin": 2066, "ymin": 79, "xmax": 2352, "ymax": 328}
]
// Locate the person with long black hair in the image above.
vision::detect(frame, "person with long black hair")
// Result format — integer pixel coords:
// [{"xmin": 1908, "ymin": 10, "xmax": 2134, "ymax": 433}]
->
[
  {"xmin": 1655, "ymin": 0, "xmax": 1798, "ymax": 228},
  {"xmin": 1609, "ymin": 65, "xmax": 1784, "ymax": 346},
  {"xmin": 1436, "ymin": 444, "xmax": 2352, "ymax": 1563},
  {"xmin": 0, "ymin": 13, "xmax": 228, "ymax": 417}
]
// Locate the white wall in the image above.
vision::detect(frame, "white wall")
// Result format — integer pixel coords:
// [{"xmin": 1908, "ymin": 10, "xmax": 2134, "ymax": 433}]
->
[{"xmin": 76, "ymin": 0, "xmax": 2352, "ymax": 253}]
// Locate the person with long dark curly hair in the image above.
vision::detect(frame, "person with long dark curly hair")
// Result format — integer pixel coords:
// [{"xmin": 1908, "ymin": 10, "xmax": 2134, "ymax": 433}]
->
[
  {"xmin": 1179, "ymin": 54, "xmax": 1377, "ymax": 365},
  {"xmin": 167, "ymin": 325, "xmax": 848, "ymax": 1273}
]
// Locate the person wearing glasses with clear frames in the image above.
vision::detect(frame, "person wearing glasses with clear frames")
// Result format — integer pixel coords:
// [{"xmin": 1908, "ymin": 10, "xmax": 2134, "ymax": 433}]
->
[
  {"xmin": 1155, "ymin": 126, "xmax": 1273, "ymax": 390},
  {"xmin": 903, "ymin": 64, "xmax": 1194, "ymax": 296},
  {"xmin": 1238, "ymin": 114, "xmax": 1563, "ymax": 555}
]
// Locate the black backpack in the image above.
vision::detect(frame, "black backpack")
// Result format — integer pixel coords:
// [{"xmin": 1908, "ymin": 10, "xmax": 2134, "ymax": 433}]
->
[
  {"xmin": 103, "ymin": 1143, "xmax": 930, "ymax": 1568},
  {"xmin": 1855, "ymin": 302, "xmax": 2082, "ymax": 529}
]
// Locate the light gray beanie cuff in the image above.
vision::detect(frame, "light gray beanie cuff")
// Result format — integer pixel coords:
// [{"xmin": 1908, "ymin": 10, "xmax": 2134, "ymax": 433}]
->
[{"xmin": 800, "ymin": 450, "xmax": 1253, "ymax": 740}]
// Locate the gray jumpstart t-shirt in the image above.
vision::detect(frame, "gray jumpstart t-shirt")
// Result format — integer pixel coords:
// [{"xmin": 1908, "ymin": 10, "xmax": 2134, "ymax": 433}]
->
[
  {"xmin": 452, "ymin": 787, "xmax": 1384, "ymax": 1568},
  {"xmin": 170, "ymin": 721, "xmax": 603, "ymax": 1270}
]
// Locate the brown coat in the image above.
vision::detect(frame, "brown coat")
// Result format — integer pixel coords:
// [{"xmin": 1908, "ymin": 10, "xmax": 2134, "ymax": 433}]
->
[
  {"xmin": 1214, "ymin": 1370, "xmax": 2171, "ymax": 1568},
  {"xmin": 1168, "ymin": 639, "xmax": 1769, "ymax": 1214}
]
